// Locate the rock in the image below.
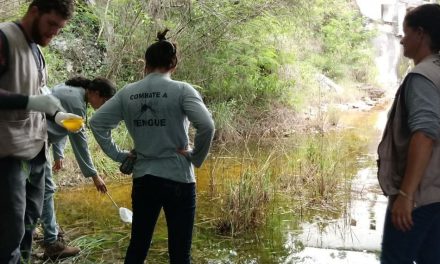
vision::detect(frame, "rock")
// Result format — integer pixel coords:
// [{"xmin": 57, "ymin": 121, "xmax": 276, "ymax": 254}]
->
[{"xmin": 316, "ymin": 73, "xmax": 343, "ymax": 94}]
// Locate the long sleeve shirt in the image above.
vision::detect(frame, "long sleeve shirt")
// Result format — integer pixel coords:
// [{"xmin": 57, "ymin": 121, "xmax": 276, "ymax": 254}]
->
[
  {"xmin": 48, "ymin": 83, "xmax": 97, "ymax": 177},
  {"xmin": 90, "ymin": 72, "xmax": 215, "ymax": 183}
]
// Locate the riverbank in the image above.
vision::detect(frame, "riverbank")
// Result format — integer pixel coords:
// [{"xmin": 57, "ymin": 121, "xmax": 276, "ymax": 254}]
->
[
  {"xmin": 52, "ymin": 81, "xmax": 388, "ymax": 190},
  {"xmin": 35, "ymin": 92, "xmax": 388, "ymax": 263}
]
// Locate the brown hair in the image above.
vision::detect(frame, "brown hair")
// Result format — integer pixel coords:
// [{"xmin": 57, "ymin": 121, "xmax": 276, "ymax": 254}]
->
[
  {"xmin": 66, "ymin": 76, "xmax": 116, "ymax": 99},
  {"xmin": 144, "ymin": 29, "xmax": 178, "ymax": 70},
  {"xmin": 29, "ymin": 0, "xmax": 74, "ymax": 19},
  {"xmin": 405, "ymin": 4, "xmax": 440, "ymax": 52}
]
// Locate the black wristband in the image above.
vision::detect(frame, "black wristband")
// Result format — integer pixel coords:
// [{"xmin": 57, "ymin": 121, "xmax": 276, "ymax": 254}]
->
[{"xmin": 46, "ymin": 110, "xmax": 59, "ymax": 122}]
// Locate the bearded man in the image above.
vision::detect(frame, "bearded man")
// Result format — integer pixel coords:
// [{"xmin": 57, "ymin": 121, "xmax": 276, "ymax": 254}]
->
[{"xmin": 0, "ymin": 0, "xmax": 74, "ymax": 263}]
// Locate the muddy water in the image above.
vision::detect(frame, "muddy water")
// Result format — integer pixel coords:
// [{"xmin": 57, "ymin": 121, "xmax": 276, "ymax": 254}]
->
[{"xmin": 51, "ymin": 105, "xmax": 387, "ymax": 264}]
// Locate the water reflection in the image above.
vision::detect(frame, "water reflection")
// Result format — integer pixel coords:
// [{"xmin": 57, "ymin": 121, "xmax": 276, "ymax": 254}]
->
[
  {"xmin": 282, "ymin": 160, "xmax": 385, "ymax": 263},
  {"xmin": 297, "ymin": 163, "xmax": 386, "ymax": 251}
]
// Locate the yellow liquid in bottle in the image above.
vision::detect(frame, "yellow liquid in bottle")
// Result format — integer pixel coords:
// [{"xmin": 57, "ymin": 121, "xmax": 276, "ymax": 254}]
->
[{"xmin": 61, "ymin": 118, "xmax": 84, "ymax": 132}]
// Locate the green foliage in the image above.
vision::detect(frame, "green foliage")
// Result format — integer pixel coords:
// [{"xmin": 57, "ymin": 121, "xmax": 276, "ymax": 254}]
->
[
  {"xmin": 318, "ymin": 10, "xmax": 374, "ymax": 80},
  {"xmin": 0, "ymin": 2, "xmax": 27, "ymax": 22},
  {"xmin": 91, "ymin": 0, "xmax": 375, "ymax": 107},
  {"xmin": 96, "ymin": 0, "xmax": 152, "ymax": 83},
  {"xmin": 63, "ymin": 1, "xmax": 101, "ymax": 40},
  {"xmin": 40, "ymin": 0, "xmax": 375, "ymax": 135},
  {"xmin": 43, "ymin": 1, "xmax": 106, "ymax": 86},
  {"xmin": 15, "ymin": 0, "xmax": 377, "ymax": 184},
  {"xmin": 178, "ymin": 12, "xmax": 288, "ymax": 107},
  {"xmin": 42, "ymin": 48, "xmax": 69, "ymax": 87},
  {"xmin": 209, "ymin": 100, "xmax": 241, "ymax": 141}
]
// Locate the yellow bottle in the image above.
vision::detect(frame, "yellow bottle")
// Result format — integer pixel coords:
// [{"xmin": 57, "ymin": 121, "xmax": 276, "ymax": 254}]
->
[{"xmin": 61, "ymin": 117, "xmax": 84, "ymax": 132}]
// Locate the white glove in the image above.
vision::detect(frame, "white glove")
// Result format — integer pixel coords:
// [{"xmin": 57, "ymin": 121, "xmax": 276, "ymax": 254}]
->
[
  {"xmin": 54, "ymin": 112, "xmax": 84, "ymax": 133},
  {"xmin": 26, "ymin": 95, "xmax": 64, "ymax": 115}
]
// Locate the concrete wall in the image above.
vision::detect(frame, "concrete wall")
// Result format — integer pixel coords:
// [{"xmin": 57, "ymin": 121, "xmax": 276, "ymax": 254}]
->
[{"xmin": 357, "ymin": 0, "xmax": 434, "ymax": 36}]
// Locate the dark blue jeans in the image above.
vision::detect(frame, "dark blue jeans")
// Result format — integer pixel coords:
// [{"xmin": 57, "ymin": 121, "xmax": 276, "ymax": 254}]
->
[
  {"xmin": 0, "ymin": 148, "xmax": 46, "ymax": 264},
  {"xmin": 381, "ymin": 202, "xmax": 440, "ymax": 264},
  {"xmin": 124, "ymin": 175, "xmax": 196, "ymax": 264}
]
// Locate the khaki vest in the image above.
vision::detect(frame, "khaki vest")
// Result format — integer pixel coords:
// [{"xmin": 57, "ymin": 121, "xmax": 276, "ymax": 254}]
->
[
  {"xmin": 378, "ymin": 54, "xmax": 440, "ymax": 207},
  {"xmin": 0, "ymin": 22, "xmax": 47, "ymax": 160}
]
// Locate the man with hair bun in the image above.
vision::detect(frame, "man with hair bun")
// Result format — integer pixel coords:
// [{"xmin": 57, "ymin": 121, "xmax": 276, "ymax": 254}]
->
[{"xmin": 378, "ymin": 3, "xmax": 440, "ymax": 263}]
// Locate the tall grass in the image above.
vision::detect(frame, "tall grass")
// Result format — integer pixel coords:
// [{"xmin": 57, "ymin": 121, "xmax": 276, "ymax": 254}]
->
[
  {"xmin": 215, "ymin": 149, "xmax": 275, "ymax": 236},
  {"xmin": 210, "ymin": 125, "xmax": 369, "ymax": 236}
]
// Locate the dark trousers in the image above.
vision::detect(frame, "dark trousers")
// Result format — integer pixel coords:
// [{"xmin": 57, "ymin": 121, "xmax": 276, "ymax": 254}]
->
[
  {"xmin": 124, "ymin": 175, "xmax": 196, "ymax": 264},
  {"xmin": 0, "ymin": 148, "xmax": 46, "ymax": 264},
  {"xmin": 381, "ymin": 202, "xmax": 440, "ymax": 264}
]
